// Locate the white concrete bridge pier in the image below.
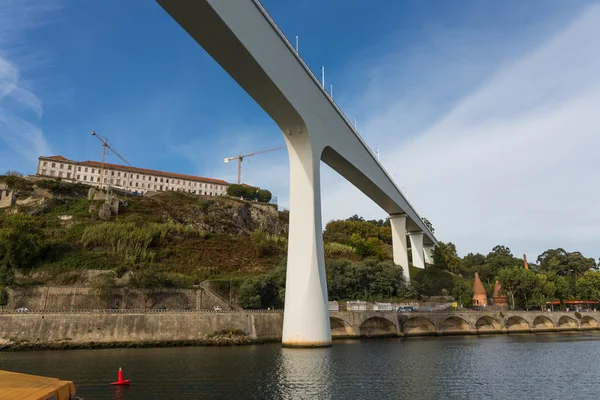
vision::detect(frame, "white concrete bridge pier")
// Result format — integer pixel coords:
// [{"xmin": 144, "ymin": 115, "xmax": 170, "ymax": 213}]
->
[
  {"xmin": 156, "ymin": 0, "xmax": 438, "ymax": 347},
  {"xmin": 281, "ymin": 134, "xmax": 331, "ymax": 347},
  {"xmin": 409, "ymin": 232, "xmax": 425, "ymax": 269}
]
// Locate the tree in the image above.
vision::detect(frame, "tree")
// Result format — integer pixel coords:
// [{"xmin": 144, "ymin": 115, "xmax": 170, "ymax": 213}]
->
[
  {"xmin": 257, "ymin": 189, "xmax": 272, "ymax": 203},
  {"xmin": 0, "ymin": 214, "xmax": 43, "ymax": 270},
  {"xmin": 432, "ymin": 242, "xmax": 462, "ymax": 274},
  {"xmin": 226, "ymin": 184, "xmax": 246, "ymax": 198},
  {"xmin": 497, "ymin": 267, "xmax": 538, "ymax": 310},
  {"xmin": 576, "ymin": 271, "xmax": 600, "ymax": 302},
  {"xmin": 452, "ymin": 280, "xmax": 474, "ymax": 308}
]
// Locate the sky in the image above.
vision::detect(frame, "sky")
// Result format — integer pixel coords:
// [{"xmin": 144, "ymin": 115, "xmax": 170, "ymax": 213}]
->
[{"xmin": 0, "ymin": 0, "xmax": 598, "ymax": 261}]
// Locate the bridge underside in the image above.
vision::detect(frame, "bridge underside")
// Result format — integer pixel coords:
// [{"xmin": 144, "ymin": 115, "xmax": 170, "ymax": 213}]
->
[{"xmin": 157, "ymin": 0, "xmax": 438, "ymax": 347}]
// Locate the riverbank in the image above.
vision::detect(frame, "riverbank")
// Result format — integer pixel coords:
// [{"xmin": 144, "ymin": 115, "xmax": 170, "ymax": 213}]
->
[{"xmin": 2, "ymin": 310, "xmax": 599, "ymax": 351}]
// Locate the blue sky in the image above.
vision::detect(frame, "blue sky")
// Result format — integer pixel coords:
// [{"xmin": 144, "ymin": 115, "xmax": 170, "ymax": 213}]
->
[{"xmin": 1, "ymin": 0, "xmax": 599, "ymax": 260}]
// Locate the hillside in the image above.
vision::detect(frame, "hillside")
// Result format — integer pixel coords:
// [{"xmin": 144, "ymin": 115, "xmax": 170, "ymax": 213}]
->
[{"xmin": 0, "ymin": 176, "xmax": 288, "ymax": 286}]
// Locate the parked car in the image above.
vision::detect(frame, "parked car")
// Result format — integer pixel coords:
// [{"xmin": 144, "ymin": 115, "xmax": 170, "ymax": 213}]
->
[
  {"xmin": 213, "ymin": 306, "xmax": 223, "ymax": 311},
  {"xmin": 397, "ymin": 306, "xmax": 414, "ymax": 313},
  {"xmin": 15, "ymin": 307, "xmax": 30, "ymax": 313}
]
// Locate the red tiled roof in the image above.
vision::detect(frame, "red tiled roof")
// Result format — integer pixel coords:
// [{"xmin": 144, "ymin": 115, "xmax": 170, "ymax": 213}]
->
[
  {"xmin": 39, "ymin": 155, "xmax": 229, "ymax": 185},
  {"xmin": 43, "ymin": 155, "xmax": 68, "ymax": 161}
]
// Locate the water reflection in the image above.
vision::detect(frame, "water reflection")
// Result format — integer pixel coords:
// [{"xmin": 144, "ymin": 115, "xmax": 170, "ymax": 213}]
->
[{"xmin": 269, "ymin": 348, "xmax": 333, "ymax": 399}]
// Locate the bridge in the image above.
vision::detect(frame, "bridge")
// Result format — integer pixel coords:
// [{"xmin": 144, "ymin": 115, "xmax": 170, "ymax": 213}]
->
[
  {"xmin": 331, "ymin": 311, "xmax": 600, "ymax": 337},
  {"xmin": 156, "ymin": 0, "xmax": 438, "ymax": 347}
]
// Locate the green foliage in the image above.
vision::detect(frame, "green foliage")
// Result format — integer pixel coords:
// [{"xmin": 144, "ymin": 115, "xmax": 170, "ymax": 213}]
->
[
  {"xmin": 432, "ymin": 242, "xmax": 462, "ymax": 274},
  {"xmin": 0, "ymin": 174, "xmax": 31, "ymax": 191},
  {"xmin": 226, "ymin": 184, "xmax": 272, "ymax": 203},
  {"xmin": 257, "ymin": 189, "xmax": 272, "ymax": 203},
  {"xmin": 324, "ymin": 219, "xmax": 392, "ymax": 246},
  {"xmin": 576, "ymin": 271, "xmax": 600, "ymax": 302},
  {"xmin": 324, "ymin": 242, "xmax": 356, "ymax": 257},
  {"xmin": 326, "ymin": 258, "xmax": 411, "ymax": 301},
  {"xmin": 537, "ymin": 248, "xmax": 596, "ymax": 279},
  {"xmin": 36, "ymin": 179, "xmax": 88, "ymax": 197},
  {"xmin": 80, "ymin": 220, "xmax": 206, "ymax": 264},
  {"xmin": 350, "ymin": 235, "xmax": 389, "ymax": 260},
  {"xmin": 237, "ymin": 264, "xmax": 286, "ymax": 309},
  {"xmin": 452, "ymin": 280, "xmax": 474, "ymax": 308},
  {"xmin": 497, "ymin": 267, "xmax": 541, "ymax": 310},
  {"xmin": 410, "ymin": 266, "xmax": 456, "ymax": 297},
  {"xmin": 0, "ymin": 214, "xmax": 44, "ymax": 270}
]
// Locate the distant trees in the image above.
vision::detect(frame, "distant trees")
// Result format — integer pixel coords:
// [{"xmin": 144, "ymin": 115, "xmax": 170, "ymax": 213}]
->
[
  {"xmin": 432, "ymin": 242, "xmax": 462, "ymax": 274},
  {"xmin": 226, "ymin": 184, "xmax": 272, "ymax": 203},
  {"xmin": 4, "ymin": 170, "xmax": 23, "ymax": 177}
]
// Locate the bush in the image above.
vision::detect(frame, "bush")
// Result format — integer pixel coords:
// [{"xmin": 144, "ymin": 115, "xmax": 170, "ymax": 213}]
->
[
  {"xmin": 324, "ymin": 242, "xmax": 356, "ymax": 257},
  {"xmin": 0, "ymin": 214, "xmax": 44, "ymax": 270}
]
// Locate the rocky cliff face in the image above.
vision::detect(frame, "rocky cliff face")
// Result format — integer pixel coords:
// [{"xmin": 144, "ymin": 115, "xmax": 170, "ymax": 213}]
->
[{"xmin": 135, "ymin": 192, "xmax": 286, "ymax": 236}]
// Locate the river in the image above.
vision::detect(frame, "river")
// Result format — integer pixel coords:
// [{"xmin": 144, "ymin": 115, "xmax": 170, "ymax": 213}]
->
[{"xmin": 2, "ymin": 333, "xmax": 599, "ymax": 399}]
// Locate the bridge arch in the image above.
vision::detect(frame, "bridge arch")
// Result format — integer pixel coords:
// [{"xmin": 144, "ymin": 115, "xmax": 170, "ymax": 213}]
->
[
  {"xmin": 532, "ymin": 316, "xmax": 554, "ymax": 330},
  {"xmin": 330, "ymin": 317, "xmax": 354, "ymax": 337},
  {"xmin": 440, "ymin": 316, "xmax": 472, "ymax": 334},
  {"xmin": 359, "ymin": 317, "xmax": 397, "ymax": 337},
  {"xmin": 580, "ymin": 315, "xmax": 599, "ymax": 329},
  {"xmin": 558, "ymin": 316, "xmax": 578, "ymax": 330},
  {"xmin": 475, "ymin": 316, "xmax": 501, "ymax": 333},
  {"xmin": 505, "ymin": 316, "xmax": 530, "ymax": 332},
  {"xmin": 401, "ymin": 317, "xmax": 436, "ymax": 336}
]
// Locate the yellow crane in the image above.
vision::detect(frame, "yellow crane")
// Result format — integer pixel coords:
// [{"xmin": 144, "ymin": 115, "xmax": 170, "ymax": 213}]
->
[
  {"xmin": 224, "ymin": 146, "xmax": 285, "ymax": 184},
  {"xmin": 91, "ymin": 131, "xmax": 131, "ymax": 190}
]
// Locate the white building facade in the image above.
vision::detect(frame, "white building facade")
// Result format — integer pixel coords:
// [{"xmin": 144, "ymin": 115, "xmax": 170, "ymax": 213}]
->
[{"xmin": 36, "ymin": 155, "xmax": 229, "ymax": 196}]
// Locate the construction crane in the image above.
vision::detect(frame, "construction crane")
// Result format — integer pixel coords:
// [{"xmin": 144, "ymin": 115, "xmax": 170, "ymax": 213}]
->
[
  {"xmin": 91, "ymin": 131, "xmax": 131, "ymax": 190},
  {"xmin": 224, "ymin": 146, "xmax": 286, "ymax": 184}
]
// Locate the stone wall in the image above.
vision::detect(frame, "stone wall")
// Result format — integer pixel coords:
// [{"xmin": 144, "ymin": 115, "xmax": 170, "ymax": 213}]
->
[
  {"xmin": 0, "ymin": 189, "xmax": 15, "ymax": 208},
  {"xmin": 0, "ymin": 311, "xmax": 283, "ymax": 344},
  {"xmin": 7, "ymin": 286, "xmax": 234, "ymax": 311}
]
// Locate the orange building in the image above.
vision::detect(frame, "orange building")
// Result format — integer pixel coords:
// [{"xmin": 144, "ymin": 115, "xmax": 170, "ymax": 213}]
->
[{"xmin": 472, "ymin": 272, "xmax": 488, "ymax": 307}]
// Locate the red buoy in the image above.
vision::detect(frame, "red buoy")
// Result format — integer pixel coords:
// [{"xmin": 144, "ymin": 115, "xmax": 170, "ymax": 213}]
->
[{"xmin": 111, "ymin": 367, "xmax": 131, "ymax": 385}]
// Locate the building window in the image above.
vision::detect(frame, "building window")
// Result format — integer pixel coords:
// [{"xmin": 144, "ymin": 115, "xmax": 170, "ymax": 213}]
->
[
  {"xmin": 43, "ymin": 161, "xmax": 47, "ymax": 166},
  {"xmin": 84, "ymin": 176, "xmax": 87, "ymax": 181},
  {"xmin": 136, "ymin": 183, "xmax": 139, "ymax": 187},
  {"xmin": 91, "ymin": 169, "xmax": 95, "ymax": 173},
  {"xmin": 78, "ymin": 166, "xmax": 81, "ymax": 171},
  {"xmin": 97, "ymin": 177, "xmax": 100, "ymax": 182},
  {"xmin": 85, "ymin": 167, "xmax": 88, "ymax": 172},
  {"xmin": 137, "ymin": 175, "xmax": 139, "ymax": 179},
  {"xmin": 68, "ymin": 165, "xmax": 72, "ymax": 170},
  {"xmin": 116, "ymin": 180, "xmax": 120, "ymax": 185},
  {"xmin": 50, "ymin": 171, "xmax": 56, "ymax": 176},
  {"xmin": 111, "ymin": 171, "xmax": 115, "ymax": 176},
  {"xmin": 111, "ymin": 179, "xmax": 114, "ymax": 184},
  {"xmin": 117, "ymin": 172, "xmax": 120, "ymax": 177},
  {"xmin": 166, "ymin": 179, "xmax": 169, "ymax": 183},
  {"xmin": 60, "ymin": 164, "xmax": 64, "ymax": 169},
  {"xmin": 67, "ymin": 173, "xmax": 71, "ymax": 179},
  {"xmin": 58, "ymin": 172, "xmax": 63, "ymax": 177},
  {"xmin": 129, "ymin": 181, "xmax": 132, "ymax": 186},
  {"xmin": 160, "ymin": 178, "xmax": 164, "ymax": 183},
  {"xmin": 52, "ymin": 163, "xmax": 56, "ymax": 168},
  {"xmin": 42, "ymin": 169, "xmax": 47, "ymax": 175}
]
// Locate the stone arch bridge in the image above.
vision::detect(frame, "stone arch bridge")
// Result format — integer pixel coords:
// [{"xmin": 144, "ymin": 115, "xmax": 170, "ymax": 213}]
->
[{"xmin": 329, "ymin": 311, "xmax": 600, "ymax": 337}]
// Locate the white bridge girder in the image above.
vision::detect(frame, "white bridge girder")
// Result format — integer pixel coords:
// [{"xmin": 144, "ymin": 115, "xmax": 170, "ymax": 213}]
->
[{"xmin": 157, "ymin": 0, "xmax": 438, "ymax": 347}]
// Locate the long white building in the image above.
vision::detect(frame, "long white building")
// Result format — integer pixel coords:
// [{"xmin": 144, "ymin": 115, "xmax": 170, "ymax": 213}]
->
[{"xmin": 36, "ymin": 155, "xmax": 229, "ymax": 196}]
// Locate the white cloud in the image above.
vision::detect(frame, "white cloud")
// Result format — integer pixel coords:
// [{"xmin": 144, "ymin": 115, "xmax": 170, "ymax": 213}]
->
[
  {"xmin": 320, "ymin": 4, "xmax": 600, "ymax": 260},
  {"xmin": 0, "ymin": 1, "xmax": 58, "ymax": 173}
]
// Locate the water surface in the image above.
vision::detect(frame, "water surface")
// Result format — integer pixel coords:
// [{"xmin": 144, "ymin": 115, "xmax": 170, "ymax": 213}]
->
[{"xmin": 1, "ymin": 333, "xmax": 598, "ymax": 399}]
